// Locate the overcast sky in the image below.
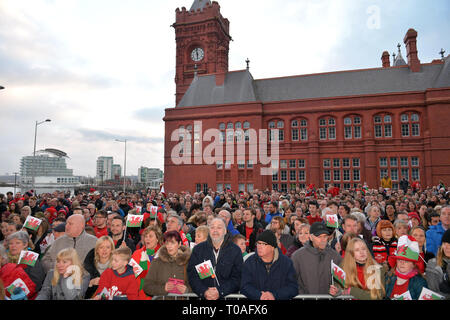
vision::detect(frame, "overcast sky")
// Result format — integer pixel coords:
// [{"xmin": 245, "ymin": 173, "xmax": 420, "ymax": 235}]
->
[{"xmin": 0, "ymin": 0, "xmax": 449, "ymax": 177}]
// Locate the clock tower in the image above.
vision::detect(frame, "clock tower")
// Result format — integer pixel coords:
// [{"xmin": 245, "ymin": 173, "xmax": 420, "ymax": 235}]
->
[{"xmin": 173, "ymin": 0, "xmax": 231, "ymax": 105}]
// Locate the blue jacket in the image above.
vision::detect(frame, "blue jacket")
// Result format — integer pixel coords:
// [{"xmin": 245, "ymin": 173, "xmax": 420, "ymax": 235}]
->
[
  {"xmin": 265, "ymin": 211, "xmax": 282, "ymax": 224},
  {"xmin": 385, "ymin": 272, "xmax": 428, "ymax": 300},
  {"xmin": 187, "ymin": 233, "xmax": 243, "ymax": 299},
  {"xmin": 426, "ymin": 223, "xmax": 446, "ymax": 256},
  {"xmin": 240, "ymin": 247, "xmax": 298, "ymax": 300}
]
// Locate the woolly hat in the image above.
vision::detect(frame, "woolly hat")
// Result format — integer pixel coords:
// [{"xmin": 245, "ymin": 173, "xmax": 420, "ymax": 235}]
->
[
  {"xmin": 376, "ymin": 220, "xmax": 395, "ymax": 238},
  {"xmin": 388, "ymin": 235, "xmax": 420, "ymax": 268},
  {"xmin": 256, "ymin": 230, "xmax": 278, "ymax": 248},
  {"xmin": 408, "ymin": 212, "xmax": 421, "ymax": 222},
  {"xmin": 45, "ymin": 207, "xmax": 57, "ymax": 215}
]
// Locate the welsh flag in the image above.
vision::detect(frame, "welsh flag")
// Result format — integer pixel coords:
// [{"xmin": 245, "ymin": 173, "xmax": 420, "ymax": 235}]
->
[
  {"xmin": 18, "ymin": 250, "xmax": 39, "ymax": 267},
  {"xmin": 195, "ymin": 260, "xmax": 215, "ymax": 279},
  {"xmin": 149, "ymin": 205, "xmax": 158, "ymax": 219},
  {"xmin": 396, "ymin": 235, "xmax": 420, "ymax": 262},
  {"xmin": 326, "ymin": 214, "xmax": 339, "ymax": 228},
  {"xmin": 418, "ymin": 287, "xmax": 444, "ymax": 300},
  {"xmin": 331, "ymin": 260, "xmax": 346, "ymax": 287},
  {"xmin": 392, "ymin": 290, "xmax": 412, "ymax": 300},
  {"xmin": 6, "ymin": 278, "xmax": 31, "ymax": 296},
  {"xmin": 126, "ymin": 214, "xmax": 144, "ymax": 228},
  {"xmin": 23, "ymin": 215, "xmax": 42, "ymax": 231},
  {"xmin": 128, "ymin": 258, "xmax": 143, "ymax": 277}
]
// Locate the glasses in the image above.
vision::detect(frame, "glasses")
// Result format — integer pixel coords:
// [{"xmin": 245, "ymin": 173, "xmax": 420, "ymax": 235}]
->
[{"xmin": 94, "ymin": 216, "xmax": 106, "ymax": 219}]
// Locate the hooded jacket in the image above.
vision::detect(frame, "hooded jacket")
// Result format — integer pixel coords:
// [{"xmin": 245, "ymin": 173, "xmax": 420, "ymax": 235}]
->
[
  {"xmin": 143, "ymin": 245, "xmax": 191, "ymax": 297},
  {"xmin": 187, "ymin": 233, "xmax": 243, "ymax": 298},
  {"xmin": 426, "ymin": 222, "xmax": 447, "ymax": 256},
  {"xmin": 240, "ymin": 247, "xmax": 298, "ymax": 300},
  {"xmin": 291, "ymin": 241, "xmax": 342, "ymax": 294}
]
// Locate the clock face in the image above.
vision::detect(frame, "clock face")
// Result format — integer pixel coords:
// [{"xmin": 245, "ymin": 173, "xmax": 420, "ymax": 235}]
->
[{"xmin": 191, "ymin": 47, "xmax": 204, "ymax": 62}]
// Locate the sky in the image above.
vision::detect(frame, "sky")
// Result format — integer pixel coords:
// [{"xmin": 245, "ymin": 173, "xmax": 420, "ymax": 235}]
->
[{"xmin": 0, "ymin": 0, "xmax": 449, "ymax": 177}]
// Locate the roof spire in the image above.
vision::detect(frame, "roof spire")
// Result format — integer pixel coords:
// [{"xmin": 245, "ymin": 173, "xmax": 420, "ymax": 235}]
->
[{"xmin": 246, "ymin": 58, "xmax": 250, "ymax": 70}]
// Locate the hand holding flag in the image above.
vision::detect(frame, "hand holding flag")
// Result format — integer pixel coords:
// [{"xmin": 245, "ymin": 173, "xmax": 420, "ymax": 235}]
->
[
  {"xmin": 331, "ymin": 260, "xmax": 346, "ymax": 287},
  {"xmin": 23, "ymin": 216, "xmax": 42, "ymax": 231}
]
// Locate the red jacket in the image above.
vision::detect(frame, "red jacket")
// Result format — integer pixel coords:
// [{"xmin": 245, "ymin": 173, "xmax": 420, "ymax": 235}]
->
[
  {"xmin": 95, "ymin": 265, "xmax": 140, "ymax": 300},
  {"xmin": 131, "ymin": 244, "xmax": 161, "ymax": 300},
  {"xmin": 94, "ymin": 226, "xmax": 108, "ymax": 238},
  {"xmin": 0, "ymin": 263, "xmax": 37, "ymax": 299}
]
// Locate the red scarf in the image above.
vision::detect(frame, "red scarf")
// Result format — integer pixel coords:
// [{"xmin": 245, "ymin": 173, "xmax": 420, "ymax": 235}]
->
[{"xmin": 395, "ymin": 268, "xmax": 418, "ymax": 280}]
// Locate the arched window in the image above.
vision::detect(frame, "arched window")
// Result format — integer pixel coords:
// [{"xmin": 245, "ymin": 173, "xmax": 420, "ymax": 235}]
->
[
  {"xmin": 319, "ymin": 116, "xmax": 336, "ymax": 140},
  {"xmin": 374, "ymin": 113, "xmax": 393, "ymax": 138},
  {"xmin": 343, "ymin": 115, "xmax": 362, "ymax": 139},
  {"xmin": 401, "ymin": 112, "xmax": 420, "ymax": 137}
]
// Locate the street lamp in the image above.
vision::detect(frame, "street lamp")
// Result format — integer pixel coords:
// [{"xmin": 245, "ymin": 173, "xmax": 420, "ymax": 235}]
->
[
  {"xmin": 115, "ymin": 139, "xmax": 127, "ymax": 194},
  {"xmin": 32, "ymin": 119, "xmax": 51, "ymax": 192}
]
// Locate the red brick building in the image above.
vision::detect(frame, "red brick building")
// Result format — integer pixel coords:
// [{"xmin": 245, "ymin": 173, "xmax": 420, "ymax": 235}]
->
[{"xmin": 164, "ymin": 0, "xmax": 450, "ymax": 194}]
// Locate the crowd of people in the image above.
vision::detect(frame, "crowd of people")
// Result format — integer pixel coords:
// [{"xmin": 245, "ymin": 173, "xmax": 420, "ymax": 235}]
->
[{"xmin": 0, "ymin": 181, "xmax": 449, "ymax": 300}]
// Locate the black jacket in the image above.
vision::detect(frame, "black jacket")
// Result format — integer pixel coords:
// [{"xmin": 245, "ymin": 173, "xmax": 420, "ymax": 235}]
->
[
  {"xmin": 187, "ymin": 233, "xmax": 243, "ymax": 298},
  {"xmin": 236, "ymin": 219, "xmax": 264, "ymax": 252}
]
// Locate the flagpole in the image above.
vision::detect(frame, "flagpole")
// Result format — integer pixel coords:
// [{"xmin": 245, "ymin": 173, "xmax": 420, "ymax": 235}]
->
[{"xmin": 331, "ymin": 260, "xmax": 334, "ymax": 286}]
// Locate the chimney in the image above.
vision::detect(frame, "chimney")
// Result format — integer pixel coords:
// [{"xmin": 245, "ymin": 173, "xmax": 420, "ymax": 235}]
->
[
  {"xmin": 381, "ymin": 51, "xmax": 390, "ymax": 68},
  {"xmin": 403, "ymin": 28, "xmax": 421, "ymax": 72}
]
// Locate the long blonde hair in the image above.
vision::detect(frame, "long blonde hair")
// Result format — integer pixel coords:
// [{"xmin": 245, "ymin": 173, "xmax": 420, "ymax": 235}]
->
[
  {"xmin": 94, "ymin": 236, "xmax": 115, "ymax": 269},
  {"xmin": 342, "ymin": 237, "xmax": 385, "ymax": 300},
  {"xmin": 51, "ymin": 248, "xmax": 86, "ymax": 287}
]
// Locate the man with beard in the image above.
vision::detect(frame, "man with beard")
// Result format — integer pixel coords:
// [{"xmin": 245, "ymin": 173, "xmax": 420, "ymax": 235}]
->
[{"xmin": 187, "ymin": 217, "xmax": 243, "ymax": 299}]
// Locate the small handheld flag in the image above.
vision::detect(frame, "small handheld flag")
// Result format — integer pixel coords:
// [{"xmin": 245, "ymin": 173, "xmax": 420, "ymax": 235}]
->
[
  {"xmin": 24, "ymin": 216, "xmax": 42, "ymax": 231},
  {"xmin": 392, "ymin": 290, "xmax": 412, "ymax": 300},
  {"xmin": 331, "ymin": 260, "xmax": 346, "ymax": 287},
  {"xmin": 326, "ymin": 214, "xmax": 339, "ymax": 228},
  {"xmin": 150, "ymin": 206, "xmax": 158, "ymax": 218},
  {"xmin": 128, "ymin": 258, "xmax": 143, "ymax": 277},
  {"xmin": 126, "ymin": 214, "xmax": 144, "ymax": 228},
  {"xmin": 418, "ymin": 287, "xmax": 444, "ymax": 300},
  {"xmin": 18, "ymin": 250, "xmax": 39, "ymax": 267},
  {"xmin": 195, "ymin": 260, "xmax": 215, "ymax": 279}
]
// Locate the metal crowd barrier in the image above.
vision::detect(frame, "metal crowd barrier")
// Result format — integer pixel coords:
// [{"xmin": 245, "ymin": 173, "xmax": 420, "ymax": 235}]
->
[{"xmin": 151, "ymin": 293, "xmax": 354, "ymax": 300}]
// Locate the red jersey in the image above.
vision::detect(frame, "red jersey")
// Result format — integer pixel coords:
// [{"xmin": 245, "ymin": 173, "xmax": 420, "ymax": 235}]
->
[{"xmin": 94, "ymin": 226, "xmax": 108, "ymax": 238}]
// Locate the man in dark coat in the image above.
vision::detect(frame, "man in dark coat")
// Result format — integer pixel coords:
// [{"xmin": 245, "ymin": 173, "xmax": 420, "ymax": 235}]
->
[
  {"xmin": 236, "ymin": 208, "xmax": 264, "ymax": 252},
  {"xmin": 187, "ymin": 217, "xmax": 243, "ymax": 299},
  {"xmin": 240, "ymin": 230, "xmax": 298, "ymax": 300}
]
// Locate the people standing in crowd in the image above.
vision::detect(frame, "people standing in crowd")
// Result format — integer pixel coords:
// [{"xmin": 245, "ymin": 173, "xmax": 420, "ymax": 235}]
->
[
  {"xmin": 83, "ymin": 236, "xmax": 115, "ymax": 299},
  {"xmin": 330, "ymin": 237, "xmax": 385, "ymax": 300},
  {"xmin": 236, "ymin": 208, "xmax": 263, "ymax": 253},
  {"xmin": 93, "ymin": 210, "xmax": 109, "ymax": 239},
  {"xmin": 131, "ymin": 226, "xmax": 162, "ymax": 300},
  {"xmin": 287, "ymin": 223, "xmax": 310, "ymax": 258},
  {"xmin": 36, "ymin": 248, "xmax": 90, "ymax": 300},
  {"xmin": 92, "ymin": 247, "xmax": 139, "ymax": 300},
  {"xmin": 187, "ymin": 217, "xmax": 243, "ymax": 300},
  {"xmin": 425, "ymin": 229, "xmax": 450, "ymax": 298},
  {"xmin": 143, "ymin": 230, "xmax": 191, "ymax": 298},
  {"xmin": 109, "ymin": 216, "xmax": 136, "ymax": 251},
  {"xmin": 426, "ymin": 206, "xmax": 449, "ymax": 256},
  {"xmin": 372, "ymin": 220, "xmax": 398, "ymax": 271},
  {"xmin": 410, "ymin": 226, "xmax": 435, "ymax": 274},
  {"xmin": 240, "ymin": 230, "xmax": 298, "ymax": 300},
  {"xmin": 291, "ymin": 222, "xmax": 342, "ymax": 294},
  {"xmin": 385, "ymin": 235, "xmax": 428, "ymax": 299}
]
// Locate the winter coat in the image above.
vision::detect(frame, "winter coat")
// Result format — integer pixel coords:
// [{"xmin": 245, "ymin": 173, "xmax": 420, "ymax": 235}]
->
[
  {"xmin": 143, "ymin": 245, "xmax": 191, "ymax": 297},
  {"xmin": 95, "ymin": 265, "xmax": 140, "ymax": 300},
  {"xmin": 187, "ymin": 233, "xmax": 243, "ymax": 298},
  {"xmin": 385, "ymin": 272, "xmax": 428, "ymax": 300},
  {"xmin": 291, "ymin": 241, "xmax": 342, "ymax": 294},
  {"xmin": 0, "ymin": 263, "xmax": 37, "ymax": 299},
  {"xmin": 425, "ymin": 257, "xmax": 450, "ymax": 299},
  {"xmin": 35, "ymin": 269, "xmax": 90, "ymax": 300},
  {"xmin": 426, "ymin": 223, "xmax": 447, "ymax": 256},
  {"xmin": 286, "ymin": 238, "xmax": 304, "ymax": 258},
  {"xmin": 42, "ymin": 230, "xmax": 97, "ymax": 272},
  {"xmin": 236, "ymin": 219, "xmax": 264, "ymax": 252},
  {"xmin": 240, "ymin": 247, "xmax": 298, "ymax": 300}
]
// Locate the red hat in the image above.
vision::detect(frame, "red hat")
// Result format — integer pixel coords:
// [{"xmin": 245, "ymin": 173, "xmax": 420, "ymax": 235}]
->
[
  {"xmin": 46, "ymin": 207, "xmax": 57, "ymax": 215},
  {"xmin": 388, "ymin": 235, "xmax": 420, "ymax": 269},
  {"xmin": 408, "ymin": 212, "xmax": 421, "ymax": 222},
  {"xmin": 58, "ymin": 209, "xmax": 67, "ymax": 216}
]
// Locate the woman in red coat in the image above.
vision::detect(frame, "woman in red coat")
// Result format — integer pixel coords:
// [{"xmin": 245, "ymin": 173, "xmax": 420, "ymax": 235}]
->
[{"xmin": 131, "ymin": 225, "xmax": 162, "ymax": 300}]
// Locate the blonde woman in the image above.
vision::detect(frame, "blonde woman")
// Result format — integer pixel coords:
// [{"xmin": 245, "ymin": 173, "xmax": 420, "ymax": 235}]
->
[
  {"xmin": 36, "ymin": 248, "xmax": 90, "ymax": 300},
  {"xmin": 330, "ymin": 237, "xmax": 386, "ymax": 300},
  {"xmin": 426, "ymin": 229, "xmax": 450, "ymax": 298},
  {"xmin": 83, "ymin": 235, "xmax": 115, "ymax": 298}
]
